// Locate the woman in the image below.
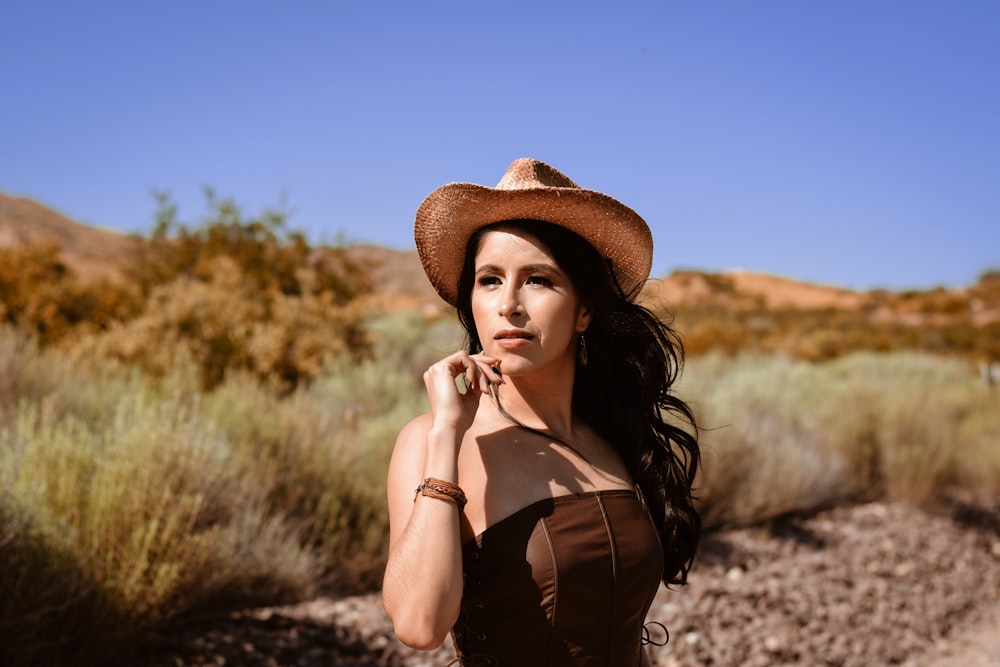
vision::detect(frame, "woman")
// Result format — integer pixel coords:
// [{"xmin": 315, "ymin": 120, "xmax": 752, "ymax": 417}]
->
[{"xmin": 382, "ymin": 158, "xmax": 700, "ymax": 666}]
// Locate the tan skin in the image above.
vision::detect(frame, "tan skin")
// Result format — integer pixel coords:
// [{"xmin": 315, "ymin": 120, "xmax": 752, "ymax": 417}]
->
[{"xmin": 382, "ymin": 228, "xmax": 648, "ymax": 661}]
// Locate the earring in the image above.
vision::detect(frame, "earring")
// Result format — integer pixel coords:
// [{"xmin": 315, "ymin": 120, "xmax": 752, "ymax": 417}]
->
[{"xmin": 578, "ymin": 334, "xmax": 588, "ymax": 367}]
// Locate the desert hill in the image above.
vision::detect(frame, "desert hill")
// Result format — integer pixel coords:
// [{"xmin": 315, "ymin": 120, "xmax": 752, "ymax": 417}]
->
[
  {"xmin": 0, "ymin": 193, "xmax": 140, "ymax": 283},
  {"xmin": 337, "ymin": 243, "xmax": 443, "ymax": 315},
  {"xmin": 2, "ymin": 191, "xmax": 997, "ymax": 357},
  {"xmin": 643, "ymin": 269, "xmax": 865, "ymax": 311}
]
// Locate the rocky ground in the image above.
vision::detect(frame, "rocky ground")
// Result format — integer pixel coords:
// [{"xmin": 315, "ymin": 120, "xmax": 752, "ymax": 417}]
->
[{"xmin": 136, "ymin": 495, "xmax": 1000, "ymax": 667}]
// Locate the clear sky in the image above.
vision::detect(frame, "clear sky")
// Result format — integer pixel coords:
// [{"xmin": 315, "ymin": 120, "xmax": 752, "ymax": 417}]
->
[{"xmin": 3, "ymin": 1, "xmax": 998, "ymax": 291}]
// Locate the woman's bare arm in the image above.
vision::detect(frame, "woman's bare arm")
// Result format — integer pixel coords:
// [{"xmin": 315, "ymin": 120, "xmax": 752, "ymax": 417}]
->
[
  {"xmin": 381, "ymin": 351, "xmax": 500, "ymax": 650},
  {"xmin": 381, "ymin": 414, "xmax": 465, "ymax": 649}
]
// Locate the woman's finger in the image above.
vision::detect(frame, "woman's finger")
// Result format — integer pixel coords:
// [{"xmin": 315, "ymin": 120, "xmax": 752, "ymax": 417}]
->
[
  {"xmin": 471, "ymin": 354, "xmax": 504, "ymax": 382},
  {"xmin": 468, "ymin": 354, "xmax": 503, "ymax": 394}
]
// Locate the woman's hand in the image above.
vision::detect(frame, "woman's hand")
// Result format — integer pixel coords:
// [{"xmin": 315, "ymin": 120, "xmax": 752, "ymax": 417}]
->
[{"xmin": 423, "ymin": 350, "xmax": 503, "ymax": 433}]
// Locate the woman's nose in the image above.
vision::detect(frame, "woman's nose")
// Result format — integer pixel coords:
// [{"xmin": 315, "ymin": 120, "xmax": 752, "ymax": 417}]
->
[{"xmin": 498, "ymin": 286, "xmax": 523, "ymax": 318}]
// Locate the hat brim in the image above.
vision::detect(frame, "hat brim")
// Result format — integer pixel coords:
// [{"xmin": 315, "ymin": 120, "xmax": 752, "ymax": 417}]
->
[{"xmin": 414, "ymin": 182, "xmax": 653, "ymax": 306}]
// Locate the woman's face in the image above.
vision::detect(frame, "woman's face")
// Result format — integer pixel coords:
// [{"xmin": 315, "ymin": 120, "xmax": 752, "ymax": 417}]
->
[{"xmin": 470, "ymin": 226, "xmax": 591, "ymax": 377}]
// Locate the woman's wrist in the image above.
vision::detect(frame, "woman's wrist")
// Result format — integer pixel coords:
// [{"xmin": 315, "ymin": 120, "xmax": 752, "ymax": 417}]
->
[
  {"xmin": 420, "ymin": 424, "xmax": 462, "ymax": 481},
  {"xmin": 414, "ymin": 478, "xmax": 467, "ymax": 512},
  {"xmin": 425, "ymin": 423, "xmax": 462, "ymax": 455}
]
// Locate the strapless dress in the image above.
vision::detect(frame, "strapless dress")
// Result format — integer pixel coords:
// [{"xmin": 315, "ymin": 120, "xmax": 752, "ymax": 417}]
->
[{"xmin": 451, "ymin": 489, "xmax": 663, "ymax": 666}]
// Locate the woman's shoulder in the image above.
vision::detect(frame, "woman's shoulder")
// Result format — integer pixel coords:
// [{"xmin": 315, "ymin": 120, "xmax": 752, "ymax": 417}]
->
[{"xmin": 395, "ymin": 411, "xmax": 434, "ymax": 447}]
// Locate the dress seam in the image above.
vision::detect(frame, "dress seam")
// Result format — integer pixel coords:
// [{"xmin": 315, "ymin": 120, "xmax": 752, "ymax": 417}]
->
[
  {"xmin": 539, "ymin": 512, "xmax": 558, "ymax": 665},
  {"xmin": 597, "ymin": 494, "xmax": 620, "ymax": 666}
]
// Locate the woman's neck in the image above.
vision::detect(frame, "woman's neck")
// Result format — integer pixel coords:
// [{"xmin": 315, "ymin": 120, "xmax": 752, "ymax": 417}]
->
[{"xmin": 486, "ymin": 364, "xmax": 578, "ymax": 440}]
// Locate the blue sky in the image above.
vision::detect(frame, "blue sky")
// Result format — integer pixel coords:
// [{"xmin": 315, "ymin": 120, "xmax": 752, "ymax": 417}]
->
[{"xmin": 3, "ymin": 1, "xmax": 998, "ymax": 291}]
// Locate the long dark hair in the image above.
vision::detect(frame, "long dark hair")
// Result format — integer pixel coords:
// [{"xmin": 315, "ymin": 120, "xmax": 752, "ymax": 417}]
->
[{"xmin": 455, "ymin": 219, "xmax": 701, "ymax": 586}]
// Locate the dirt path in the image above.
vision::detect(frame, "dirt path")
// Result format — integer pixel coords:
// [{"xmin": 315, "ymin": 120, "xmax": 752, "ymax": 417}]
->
[
  {"xmin": 904, "ymin": 600, "xmax": 1000, "ymax": 667},
  {"xmin": 137, "ymin": 497, "xmax": 1000, "ymax": 667}
]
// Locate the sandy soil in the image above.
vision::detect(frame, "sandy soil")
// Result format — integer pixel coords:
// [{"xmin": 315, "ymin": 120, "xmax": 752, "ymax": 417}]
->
[{"xmin": 136, "ymin": 496, "xmax": 1000, "ymax": 667}]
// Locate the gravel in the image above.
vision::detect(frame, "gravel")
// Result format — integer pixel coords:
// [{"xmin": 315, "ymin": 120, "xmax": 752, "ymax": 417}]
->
[
  {"xmin": 645, "ymin": 498, "xmax": 1000, "ymax": 667},
  {"xmin": 137, "ymin": 496, "xmax": 1000, "ymax": 667}
]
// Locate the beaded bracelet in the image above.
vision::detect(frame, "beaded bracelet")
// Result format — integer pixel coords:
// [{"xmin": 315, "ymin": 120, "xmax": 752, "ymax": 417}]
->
[{"xmin": 414, "ymin": 477, "xmax": 467, "ymax": 512}]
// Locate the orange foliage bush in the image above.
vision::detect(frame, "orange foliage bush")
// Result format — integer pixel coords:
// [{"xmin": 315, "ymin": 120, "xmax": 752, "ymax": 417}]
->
[
  {"xmin": 1, "ymin": 191, "xmax": 374, "ymax": 392},
  {"xmin": 127, "ymin": 190, "xmax": 369, "ymax": 304},
  {"xmin": 0, "ymin": 242, "xmax": 138, "ymax": 345},
  {"xmin": 88, "ymin": 255, "xmax": 369, "ymax": 391}
]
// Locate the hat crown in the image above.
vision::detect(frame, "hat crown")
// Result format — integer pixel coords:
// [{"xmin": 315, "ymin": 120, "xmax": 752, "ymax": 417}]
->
[{"xmin": 496, "ymin": 158, "xmax": 580, "ymax": 191}]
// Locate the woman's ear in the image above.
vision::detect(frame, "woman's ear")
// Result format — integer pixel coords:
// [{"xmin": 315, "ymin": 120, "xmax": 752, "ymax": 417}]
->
[{"xmin": 575, "ymin": 303, "xmax": 593, "ymax": 333}]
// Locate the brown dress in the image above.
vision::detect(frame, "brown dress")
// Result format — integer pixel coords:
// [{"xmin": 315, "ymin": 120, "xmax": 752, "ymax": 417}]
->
[{"xmin": 451, "ymin": 489, "xmax": 663, "ymax": 666}]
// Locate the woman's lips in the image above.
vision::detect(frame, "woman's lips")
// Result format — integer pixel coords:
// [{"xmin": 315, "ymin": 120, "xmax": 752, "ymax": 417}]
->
[{"xmin": 494, "ymin": 332, "xmax": 533, "ymax": 349}]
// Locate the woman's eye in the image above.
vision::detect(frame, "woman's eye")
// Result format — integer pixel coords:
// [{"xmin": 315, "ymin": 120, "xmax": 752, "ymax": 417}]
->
[
  {"xmin": 477, "ymin": 276, "xmax": 501, "ymax": 287},
  {"xmin": 527, "ymin": 275, "xmax": 552, "ymax": 286}
]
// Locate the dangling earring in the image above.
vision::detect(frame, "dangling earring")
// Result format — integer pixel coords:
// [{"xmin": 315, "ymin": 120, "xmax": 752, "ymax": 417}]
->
[{"xmin": 578, "ymin": 333, "xmax": 588, "ymax": 367}]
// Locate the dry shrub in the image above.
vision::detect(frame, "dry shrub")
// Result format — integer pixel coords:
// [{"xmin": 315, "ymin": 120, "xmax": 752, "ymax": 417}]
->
[
  {"xmin": 0, "ymin": 242, "xmax": 137, "ymax": 346},
  {"xmin": 1, "ymin": 191, "xmax": 374, "ymax": 394},
  {"xmin": 683, "ymin": 355, "xmax": 863, "ymax": 527},
  {"xmin": 127, "ymin": 190, "xmax": 371, "ymax": 307},
  {"xmin": 3, "ymin": 302, "xmax": 998, "ymax": 666},
  {"xmin": 81, "ymin": 255, "xmax": 369, "ymax": 392},
  {"xmin": 103, "ymin": 192, "xmax": 374, "ymax": 392},
  {"xmin": 976, "ymin": 320, "xmax": 1000, "ymax": 361},
  {"xmin": 683, "ymin": 352, "xmax": 1000, "ymax": 528},
  {"xmin": 0, "ymin": 384, "xmax": 319, "ymax": 666},
  {"xmin": 827, "ymin": 352, "xmax": 1000, "ymax": 502},
  {"xmin": 195, "ymin": 373, "xmax": 389, "ymax": 591},
  {"xmin": 0, "ymin": 327, "xmax": 41, "ymax": 417},
  {"xmin": 681, "ymin": 310, "xmax": 750, "ymax": 356},
  {"xmin": 0, "ymin": 502, "xmax": 127, "ymax": 667},
  {"xmin": 195, "ymin": 310, "xmax": 454, "ymax": 591}
]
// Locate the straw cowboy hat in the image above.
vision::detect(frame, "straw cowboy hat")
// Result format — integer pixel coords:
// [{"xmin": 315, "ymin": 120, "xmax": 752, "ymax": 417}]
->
[{"xmin": 413, "ymin": 158, "xmax": 653, "ymax": 306}]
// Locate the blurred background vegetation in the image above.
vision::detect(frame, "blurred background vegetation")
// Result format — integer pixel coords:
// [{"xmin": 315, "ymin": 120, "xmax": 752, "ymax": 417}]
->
[{"xmin": 1, "ymin": 192, "xmax": 998, "ymax": 665}]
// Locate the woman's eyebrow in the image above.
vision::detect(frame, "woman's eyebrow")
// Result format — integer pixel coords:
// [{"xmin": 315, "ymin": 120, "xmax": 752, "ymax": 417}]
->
[
  {"xmin": 475, "ymin": 263, "xmax": 562, "ymax": 275},
  {"xmin": 521, "ymin": 263, "xmax": 561, "ymax": 275},
  {"xmin": 475, "ymin": 263, "xmax": 502, "ymax": 274}
]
